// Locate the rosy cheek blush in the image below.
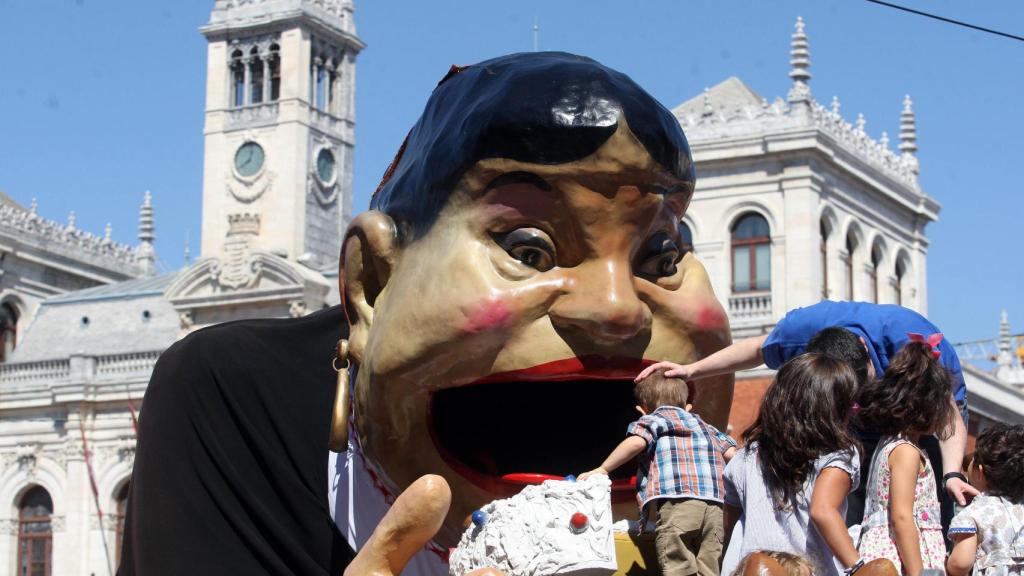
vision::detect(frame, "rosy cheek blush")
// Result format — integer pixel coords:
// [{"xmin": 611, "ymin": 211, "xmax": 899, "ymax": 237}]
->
[
  {"xmin": 695, "ymin": 304, "xmax": 727, "ymax": 332},
  {"xmin": 461, "ymin": 297, "xmax": 514, "ymax": 334}
]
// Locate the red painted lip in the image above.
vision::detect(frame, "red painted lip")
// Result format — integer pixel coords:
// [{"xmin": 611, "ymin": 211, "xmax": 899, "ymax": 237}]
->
[
  {"xmin": 470, "ymin": 356, "xmax": 656, "ymax": 385},
  {"xmin": 429, "ymin": 356, "xmax": 654, "ymax": 503}
]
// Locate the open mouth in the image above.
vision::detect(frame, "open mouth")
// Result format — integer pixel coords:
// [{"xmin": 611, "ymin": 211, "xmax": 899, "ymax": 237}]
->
[{"xmin": 428, "ymin": 357, "xmax": 648, "ymax": 501}]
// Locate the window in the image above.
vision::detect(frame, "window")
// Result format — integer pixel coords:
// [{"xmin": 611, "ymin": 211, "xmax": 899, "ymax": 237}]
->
[
  {"xmin": 327, "ymin": 63, "xmax": 336, "ymax": 112},
  {"xmin": 820, "ymin": 219, "xmax": 830, "ymax": 299},
  {"xmin": 845, "ymin": 232, "xmax": 857, "ymax": 300},
  {"xmin": 115, "ymin": 482, "xmax": 129, "ymax": 566},
  {"xmin": 679, "ymin": 221, "xmax": 694, "ymax": 255},
  {"xmin": 230, "ymin": 49, "xmax": 245, "ymax": 107},
  {"xmin": 1, "ymin": 303, "xmax": 17, "ymax": 362},
  {"xmin": 269, "ymin": 44, "xmax": 281, "ymax": 101},
  {"xmin": 249, "ymin": 48, "xmax": 263, "ymax": 104},
  {"xmin": 18, "ymin": 486, "xmax": 53, "ymax": 576},
  {"xmin": 870, "ymin": 244, "xmax": 882, "ymax": 304},
  {"xmin": 895, "ymin": 257, "xmax": 906, "ymax": 306},
  {"xmin": 731, "ymin": 213, "xmax": 771, "ymax": 292}
]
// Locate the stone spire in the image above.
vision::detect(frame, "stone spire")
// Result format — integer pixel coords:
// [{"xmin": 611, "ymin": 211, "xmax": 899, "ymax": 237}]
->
[
  {"xmin": 830, "ymin": 96, "xmax": 840, "ymax": 116},
  {"xmin": 998, "ymin": 310, "xmax": 1013, "ymax": 369},
  {"xmin": 899, "ymin": 95, "xmax": 919, "ymax": 175},
  {"xmin": 995, "ymin": 310, "xmax": 1024, "ymax": 387},
  {"xmin": 184, "ymin": 229, "xmax": 192, "ymax": 264},
  {"xmin": 135, "ymin": 191, "xmax": 157, "ymax": 276},
  {"xmin": 104, "ymin": 223, "xmax": 113, "ymax": 242},
  {"xmin": 787, "ymin": 16, "xmax": 812, "ymax": 104},
  {"xmin": 66, "ymin": 211, "xmax": 76, "ymax": 231}
]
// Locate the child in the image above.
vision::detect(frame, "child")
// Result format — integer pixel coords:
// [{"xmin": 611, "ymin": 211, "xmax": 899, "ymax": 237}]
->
[
  {"xmin": 579, "ymin": 370, "xmax": 736, "ymax": 576},
  {"xmin": 731, "ymin": 551, "xmax": 815, "ymax": 576},
  {"xmin": 855, "ymin": 340, "xmax": 960, "ymax": 575},
  {"xmin": 721, "ymin": 353, "xmax": 862, "ymax": 576},
  {"xmin": 946, "ymin": 423, "xmax": 1024, "ymax": 576}
]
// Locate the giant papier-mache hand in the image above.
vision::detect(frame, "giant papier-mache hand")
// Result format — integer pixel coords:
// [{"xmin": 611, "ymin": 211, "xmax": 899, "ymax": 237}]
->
[{"xmin": 344, "ymin": 475, "xmax": 505, "ymax": 576}]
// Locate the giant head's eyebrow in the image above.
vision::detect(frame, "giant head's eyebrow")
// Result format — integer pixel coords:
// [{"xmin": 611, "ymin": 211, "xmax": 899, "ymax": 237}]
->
[{"xmin": 483, "ymin": 171, "xmax": 552, "ymax": 193}]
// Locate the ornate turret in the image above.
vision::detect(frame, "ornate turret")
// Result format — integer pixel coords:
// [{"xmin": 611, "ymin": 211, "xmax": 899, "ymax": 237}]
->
[
  {"xmin": 787, "ymin": 17, "xmax": 812, "ymax": 104},
  {"xmin": 995, "ymin": 310, "xmax": 1024, "ymax": 387},
  {"xmin": 135, "ymin": 191, "xmax": 157, "ymax": 276},
  {"xmin": 899, "ymin": 94, "xmax": 919, "ymax": 174}
]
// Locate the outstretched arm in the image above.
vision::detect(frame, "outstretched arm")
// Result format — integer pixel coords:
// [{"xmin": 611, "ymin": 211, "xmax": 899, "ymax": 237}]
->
[
  {"xmin": 939, "ymin": 396, "xmax": 979, "ymax": 506},
  {"xmin": 579, "ymin": 435, "xmax": 647, "ymax": 479},
  {"xmin": 635, "ymin": 334, "xmax": 768, "ymax": 382}
]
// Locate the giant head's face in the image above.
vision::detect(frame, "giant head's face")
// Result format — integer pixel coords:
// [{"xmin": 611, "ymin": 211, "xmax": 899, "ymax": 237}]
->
[{"xmin": 341, "ymin": 53, "xmax": 732, "ymax": 545}]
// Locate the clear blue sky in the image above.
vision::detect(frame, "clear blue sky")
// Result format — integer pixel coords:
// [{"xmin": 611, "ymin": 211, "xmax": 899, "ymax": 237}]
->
[{"xmin": 1, "ymin": 1, "xmax": 1022, "ymax": 347}]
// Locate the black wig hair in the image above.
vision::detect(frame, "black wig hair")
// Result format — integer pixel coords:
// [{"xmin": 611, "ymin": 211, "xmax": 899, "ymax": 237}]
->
[{"xmin": 370, "ymin": 51, "xmax": 695, "ymax": 239}]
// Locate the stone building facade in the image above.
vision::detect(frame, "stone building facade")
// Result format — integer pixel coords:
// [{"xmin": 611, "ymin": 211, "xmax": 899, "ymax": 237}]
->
[{"xmin": 0, "ymin": 2, "xmax": 361, "ymax": 574}]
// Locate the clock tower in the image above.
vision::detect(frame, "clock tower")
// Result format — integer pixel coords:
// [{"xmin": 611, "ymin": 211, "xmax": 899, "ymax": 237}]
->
[{"xmin": 198, "ymin": 0, "xmax": 363, "ymax": 269}]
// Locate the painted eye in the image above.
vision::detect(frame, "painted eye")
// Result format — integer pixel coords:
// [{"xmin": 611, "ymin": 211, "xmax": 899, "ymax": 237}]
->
[
  {"xmin": 494, "ymin": 228, "xmax": 556, "ymax": 272},
  {"xmin": 637, "ymin": 234, "xmax": 680, "ymax": 278}
]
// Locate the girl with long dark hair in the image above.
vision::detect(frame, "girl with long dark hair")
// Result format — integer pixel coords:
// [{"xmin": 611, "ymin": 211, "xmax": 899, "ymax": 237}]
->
[
  {"xmin": 721, "ymin": 354, "xmax": 862, "ymax": 576},
  {"xmin": 855, "ymin": 340, "xmax": 959, "ymax": 575}
]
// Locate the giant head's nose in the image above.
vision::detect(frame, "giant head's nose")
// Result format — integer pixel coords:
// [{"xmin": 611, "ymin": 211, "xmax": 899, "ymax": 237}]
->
[{"xmin": 548, "ymin": 258, "xmax": 650, "ymax": 344}]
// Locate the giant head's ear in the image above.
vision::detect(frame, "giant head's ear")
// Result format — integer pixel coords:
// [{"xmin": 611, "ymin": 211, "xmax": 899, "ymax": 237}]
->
[{"xmin": 340, "ymin": 210, "xmax": 399, "ymax": 364}]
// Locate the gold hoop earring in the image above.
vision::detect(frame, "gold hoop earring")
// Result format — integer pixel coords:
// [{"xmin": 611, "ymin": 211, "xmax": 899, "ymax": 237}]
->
[{"xmin": 329, "ymin": 339, "xmax": 351, "ymax": 452}]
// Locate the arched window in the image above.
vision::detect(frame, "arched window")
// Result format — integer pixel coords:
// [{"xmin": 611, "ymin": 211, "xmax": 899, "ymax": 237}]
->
[
  {"xmin": 18, "ymin": 486, "xmax": 53, "ymax": 576},
  {"xmin": 230, "ymin": 49, "xmax": 245, "ymax": 107},
  {"xmin": 326, "ymin": 60, "xmax": 337, "ymax": 113},
  {"xmin": 1, "ymin": 303, "xmax": 18, "ymax": 363},
  {"xmin": 679, "ymin": 221, "xmax": 694, "ymax": 255},
  {"xmin": 820, "ymin": 219, "xmax": 830, "ymax": 299},
  {"xmin": 268, "ymin": 44, "xmax": 281, "ymax": 101},
  {"xmin": 249, "ymin": 47, "xmax": 263, "ymax": 105},
  {"xmin": 870, "ymin": 243, "xmax": 883, "ymax": 304},
  {"xmin": 115, "ymin": 482, "xmax": 130, "ymax": 567},
  {"xmin": 895, "ymin": 257, "xmax": 906, "ymax": 306},
  {"xmin": 845, "ymin": 232, "xmax": 858, "ymax": 300},
  {"xmin": 731, "ymin": 213, "xmax": 771, "ymax": 292}
]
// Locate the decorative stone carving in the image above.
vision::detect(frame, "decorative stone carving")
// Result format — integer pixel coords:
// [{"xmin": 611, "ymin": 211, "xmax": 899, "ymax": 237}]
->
[
  {"xmin": 16, "ymin": 443, "xmax": 39, "ymax": 472},
  {"xmin": 0, "ymin": 204, "xmax": 140, "ymax": 272},
  {"xmin": 211, "ymin": 213, "xmax": 263, "ymax": 290},
  {"xmin": 0, "ymin": 519, "xmax": 18, "ymax": 536},
  {"xmin": 179, "ymin": 310, "xmax": 195, "ymax": 331},
  {"xmin": 225, "ymin": 102, "xmax": 280, "ymax": 130},
  {"xmin": 288, "ymin": 300, "xmax": 307, "ymax": 318}
]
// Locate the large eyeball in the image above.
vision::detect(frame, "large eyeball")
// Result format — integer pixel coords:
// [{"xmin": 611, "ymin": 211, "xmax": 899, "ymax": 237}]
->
[
  {"xmin": 636, "ymin": 233, "xmax": 681, "ymax": 278},
  {"xmin": 493, "ymin": 228, "xmax": 556, "ymax": 272}
]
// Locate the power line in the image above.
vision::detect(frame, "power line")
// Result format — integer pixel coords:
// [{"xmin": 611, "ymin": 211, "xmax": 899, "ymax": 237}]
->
[{"xmin": 864, "ymin": 0, "xmax": 1024, "ymax": 43}]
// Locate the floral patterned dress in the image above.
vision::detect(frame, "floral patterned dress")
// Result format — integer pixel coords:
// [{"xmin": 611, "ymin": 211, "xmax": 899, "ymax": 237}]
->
[
  {"xmin": 949, "ymin": 494, "xmax": 1024, "ymax": 576},
  {"xmin": 857, "ymin": 435, "xmax": 946, "ymax": 574}
]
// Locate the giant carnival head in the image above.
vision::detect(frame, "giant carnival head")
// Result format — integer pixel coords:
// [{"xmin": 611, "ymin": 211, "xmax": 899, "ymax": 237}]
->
[{"xmin": 340, "ymin": 52, "xmax": 733, "ymax": 543}]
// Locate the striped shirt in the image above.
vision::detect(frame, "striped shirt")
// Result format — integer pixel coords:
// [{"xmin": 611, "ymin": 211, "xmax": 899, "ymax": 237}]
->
[{"xmin": 627, "ymin": 406, "xmax": 736, "ymax": 522}]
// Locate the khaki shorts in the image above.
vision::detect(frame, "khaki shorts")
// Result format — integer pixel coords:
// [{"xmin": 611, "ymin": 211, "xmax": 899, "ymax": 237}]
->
[{"xmin": 654, "ymin": 498, "xmax": 725, "ymax": 576}]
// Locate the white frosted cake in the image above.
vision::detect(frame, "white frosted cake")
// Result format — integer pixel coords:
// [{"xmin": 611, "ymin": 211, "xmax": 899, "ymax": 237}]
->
[{"xmin": 448, "ymin": 475, "xmax": 616, "ymax": 576}]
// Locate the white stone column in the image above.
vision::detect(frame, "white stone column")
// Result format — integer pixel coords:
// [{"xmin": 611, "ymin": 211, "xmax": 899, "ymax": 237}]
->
[
  {"xmin": 262, "ymin": 54, "xmax": 271, "ymax": 103},
  {"xmin": 780, "ymin": 170, "xmax": 818, "ymax": 311},
  {"xmin": 242, "ymin": 57, "xmax": 252, "ymax": 105}
]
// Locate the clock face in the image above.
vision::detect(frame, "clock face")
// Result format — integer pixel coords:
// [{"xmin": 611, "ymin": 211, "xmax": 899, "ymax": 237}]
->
[
  {"xmin": 316, "ymin": 148, "xmax": 335, "ymax": 183},
  {"xmin": 234, "ymin": 142, "xmax": 265, "ymax": 178}
]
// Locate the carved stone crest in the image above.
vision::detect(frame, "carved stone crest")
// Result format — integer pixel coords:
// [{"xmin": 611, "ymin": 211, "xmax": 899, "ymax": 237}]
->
[{"xmin": 211, "ymin": 213, "xmax": 263, "ymax": 290}]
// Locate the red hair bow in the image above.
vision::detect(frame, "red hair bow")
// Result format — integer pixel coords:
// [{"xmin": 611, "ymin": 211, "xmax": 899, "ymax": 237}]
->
[{"xmin": 907, "ymin": 332, "xmax": 943, "ymax": 360}]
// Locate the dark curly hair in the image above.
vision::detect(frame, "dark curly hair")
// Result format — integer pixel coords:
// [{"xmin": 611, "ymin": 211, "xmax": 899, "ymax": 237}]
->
[
  {"xmin": 806, "ymin": 327, "xmax": 870, "ymax": 388},
  {"xmin": 743, "ymin": 354, "xmax": 859, "ymax": 510},
  {"xmin": 974, "ymin": 423, "xmax": 1024, "ymax": 502},
  {"xmin": 855, "ymin": 341, "xmax": 957, "ymax": 440}
]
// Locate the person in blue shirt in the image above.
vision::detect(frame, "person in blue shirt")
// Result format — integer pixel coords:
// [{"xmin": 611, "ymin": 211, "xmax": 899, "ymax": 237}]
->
[{"xmin": 637, "ymin": 301, "xmax": 978, "ymax": 530}]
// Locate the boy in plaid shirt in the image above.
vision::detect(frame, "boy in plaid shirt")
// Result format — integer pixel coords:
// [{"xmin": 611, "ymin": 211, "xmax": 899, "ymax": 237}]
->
[{"xmin": 580, "ymin": 371, "xmax": 737, "ymax": 576}]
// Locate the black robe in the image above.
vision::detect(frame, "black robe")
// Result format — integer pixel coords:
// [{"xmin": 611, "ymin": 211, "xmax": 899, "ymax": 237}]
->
[{"xmin": 118, "ymin": 306, "xmax": 355, "ymax": 575}]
